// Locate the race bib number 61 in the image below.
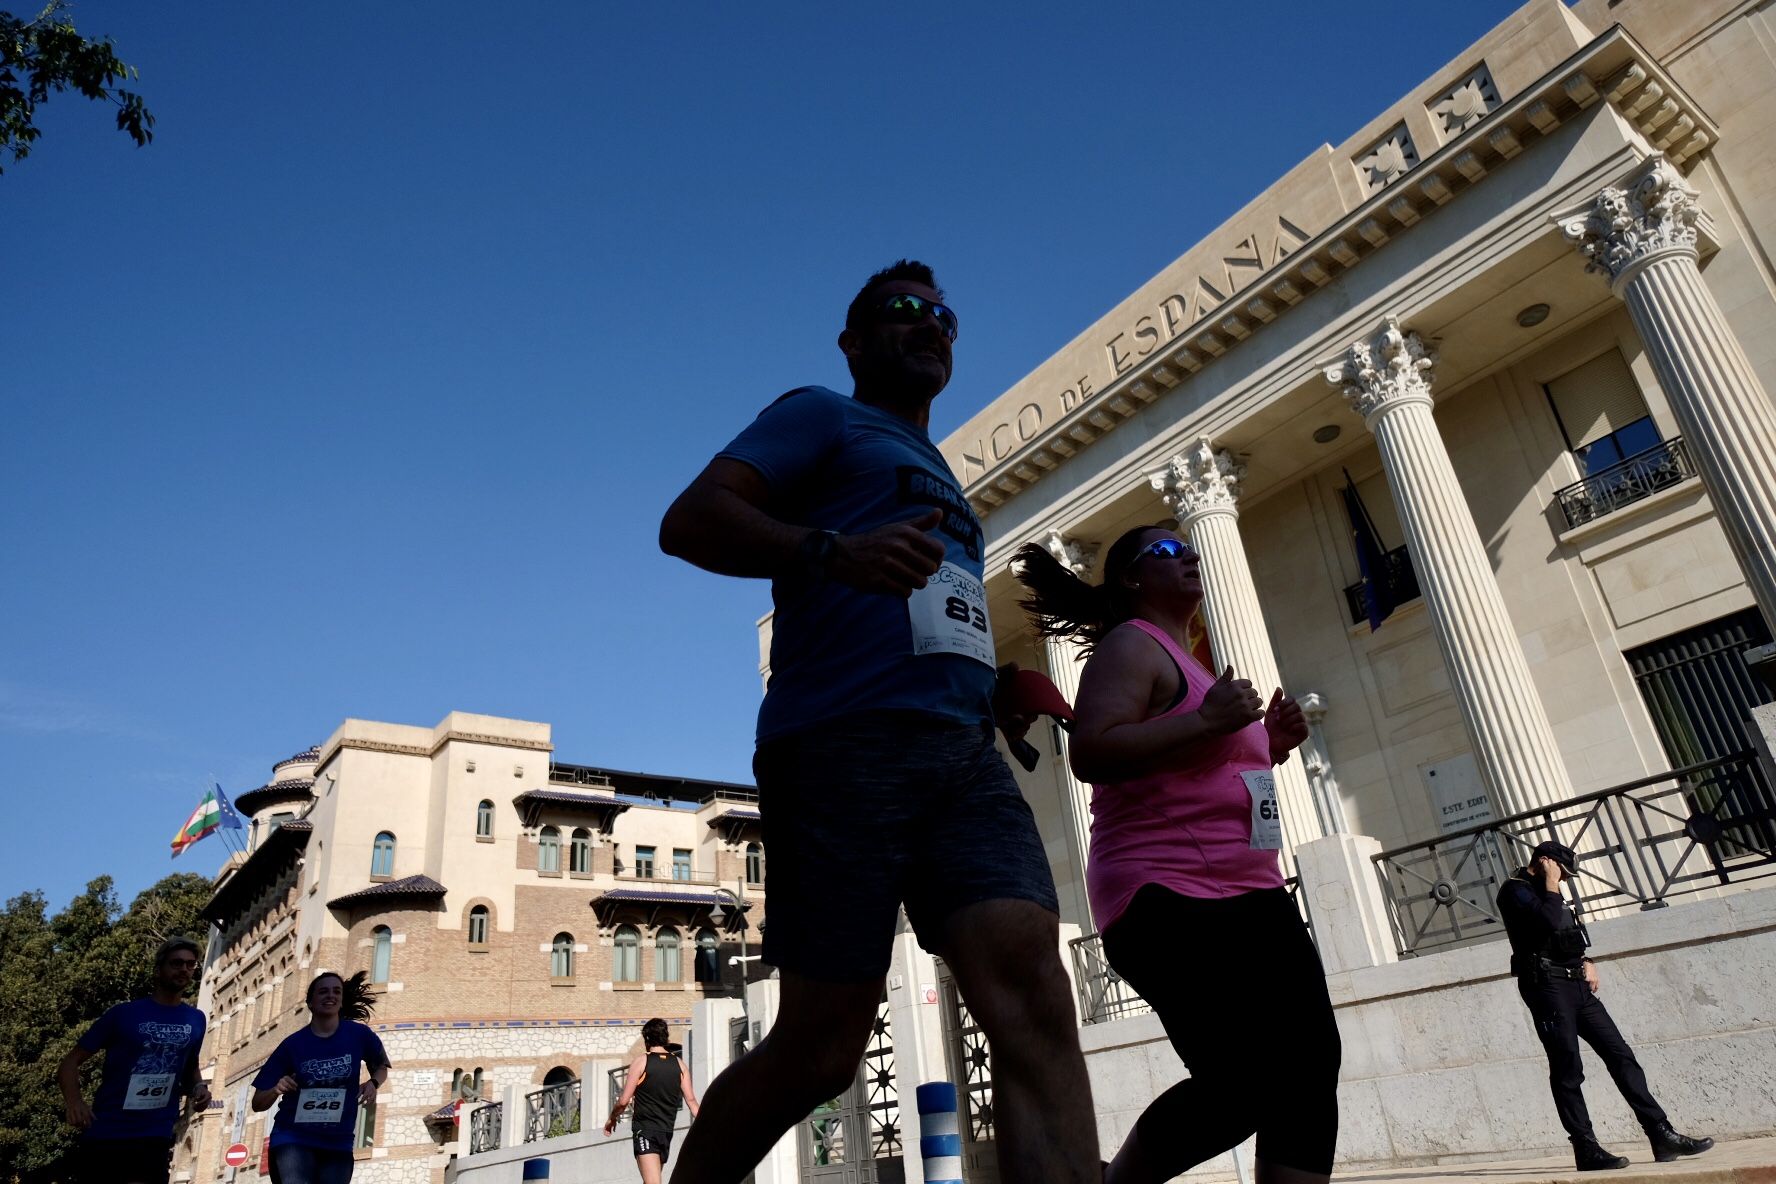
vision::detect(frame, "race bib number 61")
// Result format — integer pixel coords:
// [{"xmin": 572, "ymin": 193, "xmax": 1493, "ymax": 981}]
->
[{"xmin": 908, "ymin": 561, "xmax": 995, "ymax": 668}]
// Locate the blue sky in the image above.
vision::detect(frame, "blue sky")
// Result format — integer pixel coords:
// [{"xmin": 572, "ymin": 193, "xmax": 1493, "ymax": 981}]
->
[{"xmin": 3, "ymin": 0, "xmax": 1526, "ymax": 908}]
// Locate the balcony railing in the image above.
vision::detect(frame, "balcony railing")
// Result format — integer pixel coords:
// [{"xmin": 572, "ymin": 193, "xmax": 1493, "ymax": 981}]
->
[
  {"xmin": 523, "ymin": 1079, "xmax": 581, "ymax": 1142},
  {"xmin": 1373, "ymin": 752, "xmax": 1775, "ymax": 957},
  {"xmin": 1070, "ymin": 877, "xmax": 1315, "ymax": 1025},
  {"xmin": 468, "ymin": 1101, "xmax": 502, "ymax": 1154},
  {"xmin": 1554, "ymin": 436, "xmax": 1696, "ymax": 529},
  {"xmin": 613, "ymin": 867, "xmax": 718, "ymax": 886},
  {"xmin": 1341, "ymin": 544, "xmax": 1421, "ymax": 626}
]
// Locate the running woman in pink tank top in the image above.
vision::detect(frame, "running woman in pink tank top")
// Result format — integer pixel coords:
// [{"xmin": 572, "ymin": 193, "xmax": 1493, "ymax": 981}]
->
[{"xmin": 1014, "ymin": 524, "xmax": 1340, "ymax": 1184}]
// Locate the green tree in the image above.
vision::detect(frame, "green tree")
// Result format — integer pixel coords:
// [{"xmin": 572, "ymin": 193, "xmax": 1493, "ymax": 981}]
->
[
  {"xmin": 0, "ymin": 875, "xmax": 210, "ymax": 1184},
  {"xmin": 1, "ymin": 0, "xmax": 153, "ymax": 175}
]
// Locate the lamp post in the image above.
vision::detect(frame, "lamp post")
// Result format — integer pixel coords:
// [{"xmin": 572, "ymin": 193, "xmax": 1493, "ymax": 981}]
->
[{"xmin": 708, "ymin": 883, "xmax": 751, "ymax": 1049}]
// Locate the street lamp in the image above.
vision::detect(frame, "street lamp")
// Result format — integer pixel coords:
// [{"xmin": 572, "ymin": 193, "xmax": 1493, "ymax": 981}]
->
[{"xmin": 708, "ymin": 883, "xmax": 752, "ymax": 1049}]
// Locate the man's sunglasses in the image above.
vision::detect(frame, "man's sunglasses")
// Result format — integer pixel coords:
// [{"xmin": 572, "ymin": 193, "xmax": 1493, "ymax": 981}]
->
[
  {"xmin": 1124, "ymin": 537, "xmax": 1198, "ymax": 571},
  {"xmin": 874, "ymin": 292, "xmax": 959, "ymax": 341}
]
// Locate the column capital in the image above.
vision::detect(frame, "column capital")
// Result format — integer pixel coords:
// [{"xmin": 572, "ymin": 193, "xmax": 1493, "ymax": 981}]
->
[
  {"xmin": 1558, "ymin": 154, "xmax": 1701, "ymax": 290},
  {"xmin": 1324, "ymin": 316, "xmax": 1436, "ymax": 422},
  {"xmin": 1037, "ymin": 529, "xmax": 1099, "ymax": 578},
  {"xmin": 1149, "ymin": 436, "xmax": 1244, "ymax": 524}
]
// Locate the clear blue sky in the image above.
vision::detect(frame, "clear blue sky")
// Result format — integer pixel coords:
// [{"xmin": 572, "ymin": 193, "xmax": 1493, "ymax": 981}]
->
[{"xmin": 3, "ymin": 0, "xmax": 1526, "ymax": 909}]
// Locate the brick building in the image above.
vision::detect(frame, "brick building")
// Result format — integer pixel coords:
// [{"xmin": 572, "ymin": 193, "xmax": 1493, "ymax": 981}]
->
[{"xmin": 173, "ymin": 712, "xmax": 763, "ymax": 1184}]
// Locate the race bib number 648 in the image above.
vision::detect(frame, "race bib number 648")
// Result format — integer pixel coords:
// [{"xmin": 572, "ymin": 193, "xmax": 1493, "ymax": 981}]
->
[{"xmin": 908, "ymin": 561, "xmax": 995, "ymax": 668}]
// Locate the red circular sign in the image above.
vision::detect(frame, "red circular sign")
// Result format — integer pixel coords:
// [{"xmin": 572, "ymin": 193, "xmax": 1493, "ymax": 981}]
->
[{"xmin": 224, "ymin": 1144, "xmax": 251, "ymax": 1168}]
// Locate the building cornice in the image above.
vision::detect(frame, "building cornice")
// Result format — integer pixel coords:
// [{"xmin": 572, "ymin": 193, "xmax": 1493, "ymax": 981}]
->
[
  {"xmin": 950, "ymin": 26, "xmax": 1717, "ymax": 517},
  {"xmin": 313, "ymin": 728, "xmax": 556, "ymax": 773}
]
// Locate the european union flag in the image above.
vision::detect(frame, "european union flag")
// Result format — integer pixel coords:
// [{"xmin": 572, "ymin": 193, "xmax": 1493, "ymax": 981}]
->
[
  {"xmin": 213, "ymin": 782, "xmax": 246, "ymax": 830},
  {"xmin": 1342, "ymin": 470, "xmax": 1397, "ymax": 633}
]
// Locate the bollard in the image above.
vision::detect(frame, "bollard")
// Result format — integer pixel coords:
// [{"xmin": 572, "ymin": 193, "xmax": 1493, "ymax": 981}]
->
[
  {"xmin": 521, "ymin": 1158, "xmax": 549, "ymax": 1184},
  {"xmin": 915, "ymin": 1082, "xmax": 962, "ymax": 1184}
]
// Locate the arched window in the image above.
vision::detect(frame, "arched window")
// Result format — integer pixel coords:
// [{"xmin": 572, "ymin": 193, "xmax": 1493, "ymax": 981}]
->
[
  {"xmin": 538, "ymin": 826, "xmax": 561, "ymax": 873},
  {"xmin": 467, "ymin": 905, "xmax": 489, "ymax": 946},
  {"xmin": 370, "ymin": 926, "xmax": 392, "ymax": 985},
  {"xmin": 542, "ymin": 1066, "xmax": 576, "ymax": 1087},
  {"xmin": 453, "ymin": 1068, "xmax": 484, "ymax": 1100},
  {"xmin": 569, "ymin": 828, "xmax": 592, "ymax": 874},
  {"xmin": 694, "ymin": 927, "xmax": 720, "ymax": 984},
  {"xmin": 655, "ymin": 928, "xmax": 681, "ymax": 983},
  {"xmin": 745, "ymin": 842, "xmax": 764, "ymax": 885},
  {"xmin": 475, "ymin": 799, "xmax": 494, "ymax": 838},
  {"xmin": 613, "ymin": 925, "xmax": 640, "ymax": 983},
  {"xmin": 371, "ymin": 832, "xmax": 395, "ymax": 877},
  {"xmin": 551, "ymin": 933, "xmax": 574, "ymax": 978}
]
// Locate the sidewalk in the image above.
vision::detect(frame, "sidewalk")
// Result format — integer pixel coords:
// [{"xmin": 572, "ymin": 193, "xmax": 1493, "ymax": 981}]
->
[{"xmin": 1336, "ymin": 1138, "xmax": 1776, "ymax": 1184}]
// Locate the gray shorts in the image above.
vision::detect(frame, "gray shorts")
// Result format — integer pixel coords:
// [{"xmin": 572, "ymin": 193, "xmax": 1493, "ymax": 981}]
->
[{"xmin": 754, "ymin": 710, "xmax": 1059, "ymax": 982}]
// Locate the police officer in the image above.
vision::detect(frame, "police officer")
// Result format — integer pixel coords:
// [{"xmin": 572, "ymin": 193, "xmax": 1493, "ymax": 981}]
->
[{"xmin": 1498, "ymin": 841, "xmax": 1712, "ymax": 1170}]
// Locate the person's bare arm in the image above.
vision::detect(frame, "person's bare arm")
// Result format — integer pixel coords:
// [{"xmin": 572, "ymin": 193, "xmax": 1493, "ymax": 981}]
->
[
  {"xmin": 1068, "ymin": 629, "xmax": 1263, "ymax": 783},
  {"xmin": 58, "ymin": 1046, "xmax": 95, "ymax": 1129},
  {"xmin": 660, "ymin": 458, "xmax": 944, "ymax": 596},
  {"xmin": 680, "ymin": 1060, "xmax": 700, "ymax": 1121},
  {"xmin": 604, "ymin": 1054, "xmax": 648, "ymax": 1136},
  {"xmin": 253, "ymin": 1077, "xmax": 298, "ymax": 1112}
]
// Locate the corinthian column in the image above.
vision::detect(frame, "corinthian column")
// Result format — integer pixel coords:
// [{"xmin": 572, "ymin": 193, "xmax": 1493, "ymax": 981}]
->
[
  {"xmin": 1150, "ymin": 438, "xmax": 1320, "ymax": 857},
  {"xmin": 1559, "ymin": 155, "xmax": 1776, "ymax": 635},
  {"xmin": 1035, "ymin": 529, "xmax": 1098, "ymax": 898},
  {"xmin": 1326, "ymin": 321, "xmax": 1574, "ymax": 817}
]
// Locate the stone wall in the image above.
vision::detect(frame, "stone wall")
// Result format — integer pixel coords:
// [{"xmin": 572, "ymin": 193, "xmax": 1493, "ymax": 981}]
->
[{"xmin": 1080, "ymin": 877, "xmax": 1776, "ymax": 1173}]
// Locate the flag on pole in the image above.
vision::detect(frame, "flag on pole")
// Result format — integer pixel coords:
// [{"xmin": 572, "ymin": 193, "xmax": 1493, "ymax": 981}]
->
[
  {"xmin": 171, "ymin": 791, "xmax": 223, "ymax": 858},
  {"xmin": 1341, "ymin": 469, "xmax": 1397, "ymax": 633},
  {"xmin": 214, "ymin": 783, "xmax": 245, "ymax": 830}
]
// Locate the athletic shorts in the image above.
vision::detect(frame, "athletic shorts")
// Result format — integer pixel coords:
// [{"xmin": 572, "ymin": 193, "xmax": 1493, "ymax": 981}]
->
[
  {"xmin": 755, "ymin": 710, "xmax": 1059, "ymax": 981},
  {"xmin": 632, "ymin": 1127, "xmax": 672, "ymax": 1162},
  {"xmin": 71, "ymin": 1137, "xmax": 172, "ymax": 1184}
]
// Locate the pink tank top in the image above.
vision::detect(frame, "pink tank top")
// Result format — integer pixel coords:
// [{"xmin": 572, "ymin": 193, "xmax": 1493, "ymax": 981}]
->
[{"xmin": 1086, "ymin": 618, "xmax": 1284, "ymax": 936}]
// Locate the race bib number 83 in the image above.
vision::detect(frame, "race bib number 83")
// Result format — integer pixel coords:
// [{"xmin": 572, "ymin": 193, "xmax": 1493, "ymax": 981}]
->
[{"xmin": 908, "ymin": 561, "xmax": 995, "ymax": 668}]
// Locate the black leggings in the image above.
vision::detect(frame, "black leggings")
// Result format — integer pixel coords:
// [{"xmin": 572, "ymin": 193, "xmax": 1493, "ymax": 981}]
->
[{"xmin": 1100, "ymin": 884, "xmax": 1341, "ymax": 1176}]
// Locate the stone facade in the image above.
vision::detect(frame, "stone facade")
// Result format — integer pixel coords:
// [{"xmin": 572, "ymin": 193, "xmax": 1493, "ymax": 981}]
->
[{"xmin": 174, "ymin": 715, "xmax": 765, "ymax": 1184}]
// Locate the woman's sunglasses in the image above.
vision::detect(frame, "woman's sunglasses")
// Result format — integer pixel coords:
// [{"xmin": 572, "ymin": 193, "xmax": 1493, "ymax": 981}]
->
[
  {"xmin": 875, "ymin": 292, "xmax": 959, "ymax": 342},
  {"xmin": 1124, "ymin": 537, "xmax": 1198, "ymax": 572}
]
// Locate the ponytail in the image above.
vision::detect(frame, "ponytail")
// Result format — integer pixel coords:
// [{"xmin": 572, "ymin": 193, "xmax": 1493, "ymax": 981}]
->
[{"xmin": 1011, "ymin": 524, "xmax": 1171, "ymax": 654}]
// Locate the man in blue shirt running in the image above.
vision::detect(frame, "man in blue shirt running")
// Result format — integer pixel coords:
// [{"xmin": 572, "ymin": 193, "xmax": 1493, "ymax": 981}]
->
[
  {"xmin": 659, "ymin": 260, "xmax": 1099, "ymax": 1183},
  {"xmin": 58, "ymin": 938, "xmax": 211, "ymax": 1184}
]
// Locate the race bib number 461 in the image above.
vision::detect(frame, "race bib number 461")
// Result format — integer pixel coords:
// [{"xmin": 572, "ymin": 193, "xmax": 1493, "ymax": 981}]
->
[
  {"xmin": 123, "ymin": 1072, "xmax": 176, "ymax": 1110},
  {"xmin": 908, "ymin": 561, "xmax": 995, "ymax": 668}
]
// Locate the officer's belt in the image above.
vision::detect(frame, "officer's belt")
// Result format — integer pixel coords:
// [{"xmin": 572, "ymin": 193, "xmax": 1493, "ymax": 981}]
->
[{"xmin": 1512, "ymin": 954, "xmax": 1585, "ymax": 981}]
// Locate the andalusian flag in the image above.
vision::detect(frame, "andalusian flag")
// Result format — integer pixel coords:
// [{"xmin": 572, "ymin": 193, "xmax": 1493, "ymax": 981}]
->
[{"xmin": 171, "ymin": 791, "xmax": 223, "ymax": 858}]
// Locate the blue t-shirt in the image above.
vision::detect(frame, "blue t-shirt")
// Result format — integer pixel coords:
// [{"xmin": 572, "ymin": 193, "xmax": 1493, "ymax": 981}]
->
[
  {"xmin": 716, "ymin": 386, "xmax": 997, "ymax": 742},
  {"xmin": 77, "ymin": 998, "xmax": 207, "ymax": 1142},
  {"xmin": 253, "ymin": 1022, "xmax": 388, "ymax": 1151}
]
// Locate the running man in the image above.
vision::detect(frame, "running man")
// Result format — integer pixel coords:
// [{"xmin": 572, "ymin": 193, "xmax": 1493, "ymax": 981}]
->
[
  {"xmin": 604, "ymin": 1019, "xmax": 700, "ymax": 1183},
  {"xmin": 659, "ymin": 260, "xmax": 1099, "ymax": 1182},
  {"xmin": 58, "ymin": 937, "xmax": 211, "ymax": 1184}
]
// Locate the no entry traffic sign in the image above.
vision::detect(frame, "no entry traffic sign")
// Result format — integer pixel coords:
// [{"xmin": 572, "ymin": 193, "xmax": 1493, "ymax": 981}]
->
[{"xmin": 224, "ymin": 1144, "xmax": 251, "ymax": 1168}]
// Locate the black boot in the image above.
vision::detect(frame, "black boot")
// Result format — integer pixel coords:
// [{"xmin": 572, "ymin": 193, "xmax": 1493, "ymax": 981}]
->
[
  {"xmin": 1648, "ymin": 1123, "xmax": 1714, "ymax": 1162},
  {"xmin": 1574, "ymin": 1138, "xmax": 1630, "ymax": 1171}
]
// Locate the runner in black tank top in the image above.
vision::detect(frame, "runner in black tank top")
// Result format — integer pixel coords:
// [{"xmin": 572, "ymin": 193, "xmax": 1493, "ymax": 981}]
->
[{"xmin": 604, "ymin": 1020, "xmax": 700, "ymax": 1184}]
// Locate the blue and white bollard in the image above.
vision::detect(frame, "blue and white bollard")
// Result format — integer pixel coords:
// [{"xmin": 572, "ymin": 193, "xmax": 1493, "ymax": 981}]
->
[
  {"xmin": 521, "ymin": 1157, "xmax": 549, "ymax": 1184},
  {"xmin": 915, "ymin": 1082, "xmax": 962, "ymax": 1184}
]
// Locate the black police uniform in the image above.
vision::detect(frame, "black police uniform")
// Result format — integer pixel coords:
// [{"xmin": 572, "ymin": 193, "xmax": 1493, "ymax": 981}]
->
[{"xmin": 1498, "ymin": 869, "xmax": 1670, "ymax": 1154}]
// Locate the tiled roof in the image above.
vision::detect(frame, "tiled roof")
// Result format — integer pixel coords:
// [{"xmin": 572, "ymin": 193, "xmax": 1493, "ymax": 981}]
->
[
  {"xmin": 327, "ymin": 874, "xmax": 448, "ymax": 909},
  {"xmin": 424, "ymin": 1101, "xmax": 461, "ymax": 1124},
  {"xmin": 513, "ymin": 788, "xmax": 630, "ymax": 828},
  {"xmin": 594, "ymin": 888, "xmax": 752, "ymax": 908},
  {"xmin": 274, "ymin": 746, "xmax": 321, "ymax": 769},
  {"xmin": 708, "ymin": 808, "xmax": 761, "ymax": 822},
  {"xmin": 235, "ymin": 778, "xmax": 315, "ymax": 815}
]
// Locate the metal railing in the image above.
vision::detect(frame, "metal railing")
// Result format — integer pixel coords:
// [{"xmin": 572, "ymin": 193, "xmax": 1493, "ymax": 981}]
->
[
  {"xmin": 612, "ymin": 867, "xmax": 718, "ymax": 886},
  {"xmin": 548, "ymin": 764, "xmax": 614, "ymax": 788},
  {"xmin": 1069, "ymin": 876, "xmax": 1317, "ymax": 1026},
  {"xmin": 468, "ymin": 1101, "xmax": 502, "ymax": 1154},
  {"xmin": 1554, "ymin": 436, "xmax": 1696, "ymax": 529},
  {"xmin": 1373, "ymin": 752, "xmax": 1775, "ymax": 957},
  {"xmin": 523, "ymin": 1080, "xmax": 581, "ymax": 1142},
  {"xmin": 1341, "ymin": 543, "xmax": 1421, "ymax": 626}
]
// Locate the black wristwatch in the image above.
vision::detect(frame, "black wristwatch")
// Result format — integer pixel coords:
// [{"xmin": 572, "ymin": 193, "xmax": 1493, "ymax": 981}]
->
[{"xmin": 797, "ymin": 529, "xmax": 839, "ymax": 580}]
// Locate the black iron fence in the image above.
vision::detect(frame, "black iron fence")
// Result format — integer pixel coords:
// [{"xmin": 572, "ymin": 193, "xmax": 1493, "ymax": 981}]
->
[
  {"xmin": 1373, "ymin": 752, "xmax": 1775, "ymax": 957},
  {"xmin": 523, "ymin": 1079, "xmax": 581, "ymax": 1142},
  {"xmin": 468, "ymin": 1101, "xmax": 502, "ymax": 1154},
  {"xmin": 1070, "ymin": 877, "xmax": 1315, "ymax": 1025},
  {"xmin": 1554, "ymin": 436, "xmax": 1696, "ymax": 529}
]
